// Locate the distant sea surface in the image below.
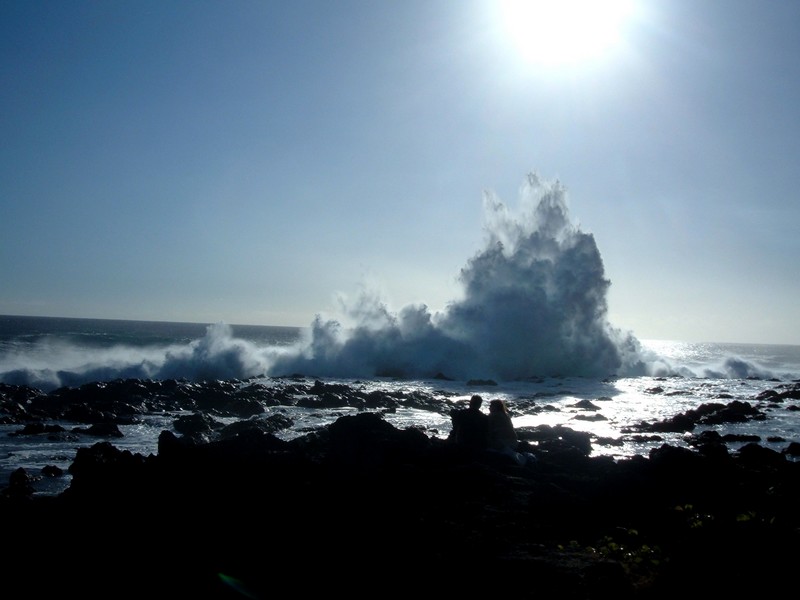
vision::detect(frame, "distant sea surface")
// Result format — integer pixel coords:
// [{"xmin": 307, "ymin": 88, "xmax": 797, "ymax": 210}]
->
[
  {"xmin": 0, "ymin": 314, "xmax": 303, "ymax": 391},
  {"xmin": 0, "ymin": 314, "xmax": 302, "ymax": 352},
  {"xmin": 2, "ymin": 314, "xmax": 798, "ymax": 389}
]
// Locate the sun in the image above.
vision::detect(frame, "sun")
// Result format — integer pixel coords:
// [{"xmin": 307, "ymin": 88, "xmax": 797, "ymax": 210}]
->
[{"xmin": 498, "ymin": 0, "xmax": 636, "ymax": 67}]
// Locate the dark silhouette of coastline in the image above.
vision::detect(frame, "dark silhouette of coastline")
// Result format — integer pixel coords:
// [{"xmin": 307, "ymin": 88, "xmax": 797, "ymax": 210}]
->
[{"xmin": 3, "ymin": 378, "xmax": 800, "ymax": 598}]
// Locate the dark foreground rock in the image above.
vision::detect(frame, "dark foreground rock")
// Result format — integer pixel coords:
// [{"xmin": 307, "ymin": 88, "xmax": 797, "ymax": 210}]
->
[{"xmin": 3, "ymin": 411, "xmax": 800, "ymax": 599}]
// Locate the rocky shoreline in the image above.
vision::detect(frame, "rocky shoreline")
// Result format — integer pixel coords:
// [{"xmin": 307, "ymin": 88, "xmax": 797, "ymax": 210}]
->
[{"xmin": 2, "ymin": 379, "xmax": 800, "ymax": 598}]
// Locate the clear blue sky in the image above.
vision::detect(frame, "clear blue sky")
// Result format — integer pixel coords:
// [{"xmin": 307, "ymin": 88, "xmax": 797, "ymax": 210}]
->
[{"xmin": 2, "ymin": 1, "xmax": 799, "ymax": 345}]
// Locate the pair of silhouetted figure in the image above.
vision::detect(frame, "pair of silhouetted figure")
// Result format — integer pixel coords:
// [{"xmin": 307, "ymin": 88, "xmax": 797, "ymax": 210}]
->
[
  {"xmin": 450, "ymin": 395, "xmax": 517, "ymax": 451},
  {"xmin": 450, "ymin": 395, "xmax": 534, "ymax": 466}
]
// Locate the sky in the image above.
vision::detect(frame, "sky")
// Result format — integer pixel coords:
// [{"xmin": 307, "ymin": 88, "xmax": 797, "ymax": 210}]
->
[{"xmin": 2, "ymin": 0, "xmax": 799, "ymax": 345}]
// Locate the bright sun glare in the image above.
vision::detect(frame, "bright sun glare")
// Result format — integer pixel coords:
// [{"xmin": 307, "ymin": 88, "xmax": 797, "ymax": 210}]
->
[{"xmin": 498, "ymin": 0, "xmax": 636, "ymax": 67}]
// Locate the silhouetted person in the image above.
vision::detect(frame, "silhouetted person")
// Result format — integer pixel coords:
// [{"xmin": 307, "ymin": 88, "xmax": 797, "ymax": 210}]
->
[
  {"xmin": 449, "ymin": 394, "xmax": 489, "ymax": 452},
  {"xmin": 488, "ymin": 398, "xmax": 518, "ymax": 452},
  {"xmin": 487, "ymin": 398, "xmax": 536, "ymax": 466}
]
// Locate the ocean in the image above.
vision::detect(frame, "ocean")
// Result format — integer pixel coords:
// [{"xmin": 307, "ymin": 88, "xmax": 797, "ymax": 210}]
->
[
  {"xmin": 2, "ymin": 179, "xmax": 798, "ymax": 495},
  {"xmin": 1, "ymin": 313, "xmax": 799, "ymax": 497}
]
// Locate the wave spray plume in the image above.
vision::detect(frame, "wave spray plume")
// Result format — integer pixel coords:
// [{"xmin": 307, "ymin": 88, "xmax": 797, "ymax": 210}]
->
[{"xmin": 270, "ymin": 173, "xmax": 646, "ymax": 381}]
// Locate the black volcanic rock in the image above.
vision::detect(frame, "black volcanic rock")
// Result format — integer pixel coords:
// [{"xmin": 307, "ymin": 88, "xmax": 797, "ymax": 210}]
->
[
  {"xmin": 2, "ymin": 378, "xmax": 800, "ymax": 598},
  {"xmin": 2, "ymin": 409, "xmax": 799, "ymax": 599}
]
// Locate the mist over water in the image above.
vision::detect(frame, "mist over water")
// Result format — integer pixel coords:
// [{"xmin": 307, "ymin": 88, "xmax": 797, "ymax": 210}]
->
[
  {"xmin": 0, "ymin": 322, "xmax": 280, "ymax": 392},
  {"xmin": 2, "ymin": 174, "xmax": 795, "ymax": 391}
]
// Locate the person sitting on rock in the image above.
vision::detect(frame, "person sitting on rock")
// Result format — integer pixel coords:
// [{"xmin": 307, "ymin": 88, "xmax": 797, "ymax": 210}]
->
[
  {"xmin": 449, "ymin": 394, "xmax": 489, "ymax": 453},
  {"xmin": 488, "ymin": 399, "xmax": 518, "ymax": 450},
  {"xmin": 487, "ymin": 398, "xmax": 535, "ymax": 466}
]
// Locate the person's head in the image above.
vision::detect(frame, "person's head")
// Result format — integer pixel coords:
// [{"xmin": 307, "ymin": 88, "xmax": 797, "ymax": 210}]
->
[
  {"xmin": 489, "ymin": 399, "xmax": 507, "ymax": 414},
  {"xmin": 469, "ymin": 395, "xmax": 483, "ymax": 409}
]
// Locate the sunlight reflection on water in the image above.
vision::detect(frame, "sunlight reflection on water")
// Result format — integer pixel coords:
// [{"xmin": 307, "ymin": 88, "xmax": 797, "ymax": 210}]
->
[{"xmin": 3, "ymin": 367, "xmax": 799, "ymax": 497}]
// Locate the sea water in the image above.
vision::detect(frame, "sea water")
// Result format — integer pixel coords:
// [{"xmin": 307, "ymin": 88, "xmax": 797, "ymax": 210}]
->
[{"xmin": 1, "ymin": 313, "xmax": 799, "ymax": 496}]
